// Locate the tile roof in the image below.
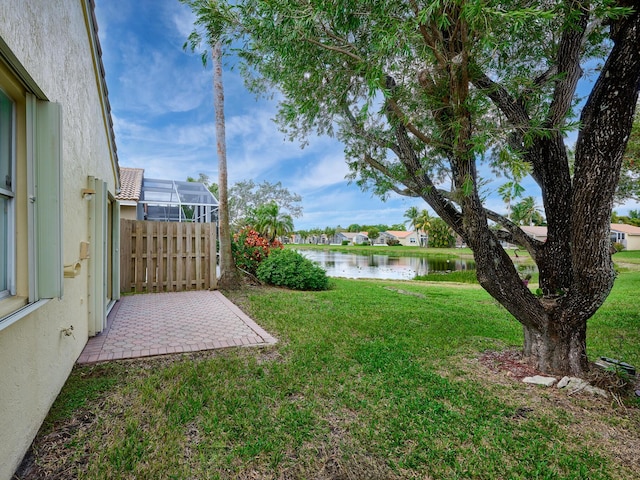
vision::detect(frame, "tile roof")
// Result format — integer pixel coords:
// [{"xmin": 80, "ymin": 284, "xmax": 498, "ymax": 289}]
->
[
  {"xmin": 385, "ymin": 230, "xmax": 415, "ymax": 238},
  {"xmin": 513, "ymin": 224, "xmax": 640, "ymax": 238},
  {"xmin": 610, "ymin": 223, "xmax": 640, "ymax": 235},
  {"xmin": 339, "ymin": 232, "xmax": 368, "ymax": 238},
  {"xmin": 520, "ymin": 226, "xmax": 548, "ymax": 237},
  {"xmin": 116, "ymin": 167, "xmax": 144, "ymax": 201}
]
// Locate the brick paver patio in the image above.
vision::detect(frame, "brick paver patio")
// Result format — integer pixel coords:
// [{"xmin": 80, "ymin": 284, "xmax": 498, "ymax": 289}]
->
[{"xmin": 77, "ymin": 290, "xmax": 277, "ymax": 364}]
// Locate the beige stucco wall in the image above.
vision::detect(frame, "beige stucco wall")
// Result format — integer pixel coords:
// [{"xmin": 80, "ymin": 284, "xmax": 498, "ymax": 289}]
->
[
  {"xmin": 0, "ymin": 1, "xmax": 118, "ymax": 478},
  {"xmin": 120, "ymin": 204, "xmax": 139, "ymax": 221},
  {"xmin": 399, "ymin": 232, "xmax": 420, "ymax": 246},
  {"xmin": 625, "ymin": 235, "xmax": 640, "ymax": 251}
]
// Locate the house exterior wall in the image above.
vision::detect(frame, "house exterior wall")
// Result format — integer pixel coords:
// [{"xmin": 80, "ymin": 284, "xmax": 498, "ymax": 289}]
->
[
  {"xmin": 335, "ymin": 232, "xmax": 350, "ymax": 244},
  {"xmin": 120, "ymin": 203, "xmax": 138, "ymax": 220},
  {"xmin": 610, "ymin": 224, "xmax": 640, "ymax": 250},
  {"xmin": 0, "ymin": 1, "xmax": 118, "ymax": 477},
  {"xmin": 626, "ymin": 235, "xmax": 640, "ymax": 251},
  {"xmin": 398, "ymin": 232, "xmax": 419, "ymax": 246},
  {"xmin": 383, "ymin": 231, "xmax": 420, "ymax": 246}
]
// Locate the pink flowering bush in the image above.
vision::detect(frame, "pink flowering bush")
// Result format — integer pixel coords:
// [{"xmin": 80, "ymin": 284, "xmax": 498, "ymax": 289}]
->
[{"xmin": 231, "ymin": 228, "xmax": 283, "ymax": 275}]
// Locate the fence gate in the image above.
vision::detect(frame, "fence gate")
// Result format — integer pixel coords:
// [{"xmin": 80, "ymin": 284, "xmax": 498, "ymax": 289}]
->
[{"xmin": 120, "ymin": 220, "xmax": 218, "ymax": 294}]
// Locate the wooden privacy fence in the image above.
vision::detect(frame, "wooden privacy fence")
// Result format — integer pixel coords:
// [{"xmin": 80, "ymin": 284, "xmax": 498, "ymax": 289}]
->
[{"xmin": 120, "ymin": 220, "xmax": 218, "ymax": 294}]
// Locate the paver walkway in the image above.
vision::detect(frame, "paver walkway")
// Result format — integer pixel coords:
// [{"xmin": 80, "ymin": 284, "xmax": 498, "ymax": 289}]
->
[{"xmin": 78, "ymin": 290, "xmax": 277, "ymax": 364}]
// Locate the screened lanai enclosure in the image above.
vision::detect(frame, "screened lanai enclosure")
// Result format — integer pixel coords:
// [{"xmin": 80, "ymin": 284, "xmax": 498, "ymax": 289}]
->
[{"xmin": 138, "ymin": 178, "xmax": 218, "ymax": 223}]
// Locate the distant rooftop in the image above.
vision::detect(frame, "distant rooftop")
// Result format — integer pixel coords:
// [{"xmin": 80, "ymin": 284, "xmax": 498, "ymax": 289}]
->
[
  {"xmin": 116, "ymin": 167, "xmax": 218, "ymax": 223},
  {"xmin": 385, "ymin": 230, "xmax": 414, "ymax": 238},
  {"xmin": 610, "ymin": 223, "xmax": 640, "ymax": 235},
  {"xmin": 116, "ymin": 167, "xmax": 144, "ymax": 202},
  {"xmin": 140, "ymin": 177, "xmax": 218, "ymax": 223}
]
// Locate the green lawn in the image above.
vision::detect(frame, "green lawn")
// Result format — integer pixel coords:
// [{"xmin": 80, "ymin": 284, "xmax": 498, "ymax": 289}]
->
[
  {"xmin": 613, "ymin": 249, "xmax": 640, "ymax": 268},
  {"xmin": 24, "ymin": 273, "xmax": 640, "ymax": 479}
]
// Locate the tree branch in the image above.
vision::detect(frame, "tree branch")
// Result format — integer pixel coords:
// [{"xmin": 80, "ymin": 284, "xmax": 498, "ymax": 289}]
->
[
  {"xmin": 518, "ymin": 65, "xmax": 558, "ymax": 106},
  {"xmin": 472, "ymin": 71, "xmax": 530, "ymax": 129},
  {"xmin": 342, "ymin": 103, "xmax": 402, "ymax": 158},
  {"xmin": 408, "ymin": 0, "xmax": 448, "ymax": 66},
  {"xmin": 484, "ymin": 208, "xmax": 544, "ymax": 260},
  {"xmin": 545, "ymin": 4, "xmax": 589, "ymax": 127},
  {"xmin": 304, "ymin": 37, "xmax": 364, "ymax": 63},
  {"xmin": 386, "ymin": 98, "xmax": 441, "ymax": 147},
  {"xmin": 361, "ymin": 153, "xmax": 421, "ymax": 197}
]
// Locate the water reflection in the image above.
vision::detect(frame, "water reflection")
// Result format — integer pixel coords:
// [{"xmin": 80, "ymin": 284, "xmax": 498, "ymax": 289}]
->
[{"xmin": 298, "ymin": 250, "xmax": 476, "ymax": 280}]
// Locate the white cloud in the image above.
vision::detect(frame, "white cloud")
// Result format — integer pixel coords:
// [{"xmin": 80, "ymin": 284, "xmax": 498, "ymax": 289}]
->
[
  {"xmin": 101, "ymin": 0, "xmax": 568, "ymax": 232},
  {"xmin": 170, "ymin": 3, "xmax": 198, "ymax": 41},
  {"xmin": 290, "ymin": 154, "xmax": 350, "ymax": 192},
  {"xmin": 115, "ymin": 46, "xmax": 209, "ymax": 115}
]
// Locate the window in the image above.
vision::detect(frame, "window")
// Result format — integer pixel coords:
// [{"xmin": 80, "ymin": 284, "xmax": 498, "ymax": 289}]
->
[
  {"xmin": 0, "ymin": 88, "xmax": 14, "ymax": 299},
  {"xmin": 0, "ymin": 54, "xmax": 62, "ymax": 327},
  {"xmin": 610, "ymin": 232, "xmax": 626, "ymax": 243}
]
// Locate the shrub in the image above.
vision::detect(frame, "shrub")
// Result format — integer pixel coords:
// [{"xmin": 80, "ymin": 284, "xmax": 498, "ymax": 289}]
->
[
  {"xmin": 257, "ymin": 249, "xmax": 329, "ymax": 291},
  {"xmin": 612, "ymin": 242, "xmax": 625, "ymax": 253},
  {"xmin": 386, "ymin": 239, "xmax": 401, "ymax": 246},
  {"xmin": 341, "ymin": 240, "xmax": 350, "ymax": 246},
  {"xmin": 232, "ymin": 228, "xmax": 282, "ymax": 275},
  {"xmin": 429, "ymin": 218, "xmax": 456, "ymax": 247}
]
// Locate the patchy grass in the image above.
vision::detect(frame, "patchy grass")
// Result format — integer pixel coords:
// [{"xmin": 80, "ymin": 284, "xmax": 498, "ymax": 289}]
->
[
  {"xmin": 588, "ymin": 270, "xmax": 640, "ymax": 372},
  {"xmin": 613, "ymin": 249, "xmax": 640, "ymax": 263},
  {"xmin": 414, "ymin": 270, "xmax": 479, "ymax": 283},
  {"xmin": 613, "ymin": 250, "xmax": 640, "ymax": 272},
  {"xmin": 16, "ymin": 274, "xmax": 640, "ymax": 480}
]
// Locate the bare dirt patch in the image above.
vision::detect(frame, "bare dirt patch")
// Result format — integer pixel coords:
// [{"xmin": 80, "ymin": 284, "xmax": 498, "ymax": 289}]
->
[
  {"xmin": 457, "ymin": 348, "xmax": 640, "ymax": 478},
  {"xmin": 614, "ymin": 261, "xmax": 640, "ymax": 271},
  {"xmin": 478, "ymin": 349, "xmax": 540, "ymax": 380},
  {"xmin": 13, "ymin": 410, "xmax": 97, "ymax": 480}
]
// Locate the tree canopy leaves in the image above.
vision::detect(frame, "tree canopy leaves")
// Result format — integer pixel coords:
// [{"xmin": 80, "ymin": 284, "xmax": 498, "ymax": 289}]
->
[
  {"xmin": 617, "ymin": 103, "xmax": 640, "ymax": 203},
  {"xmin": 188, "ymin": 0, "xmax": 640, "ymax": 374}
]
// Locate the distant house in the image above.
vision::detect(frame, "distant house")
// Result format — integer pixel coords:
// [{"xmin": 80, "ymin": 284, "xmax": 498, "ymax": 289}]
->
[
  {"xmin": 337, "ymin": 231, "xmax": 369, "ymax": 245},
  {"xmin": 382, "ymin": 230, "xmax": 421, "ymax": 246},
  {"xmin": 117, "ymin": 167, "xmax": 144, "ymax": 220},
  {"xmin": 610, "ymin": 223, "xmax": 640, "ymax": 250},
  {"xmin": 502, "ymin": 224, "xmax": 640, "ymax": 250},
  {"xmin": 1, "ymin": 1, "xmax": 120, "ymax": 477},
  {"xmin": 520, "ymin": 226, "xmax": 548, "ymax": 242},
  {"xmin": 116, "ymin": 167, "xmax": 218, "ymax": 223}
]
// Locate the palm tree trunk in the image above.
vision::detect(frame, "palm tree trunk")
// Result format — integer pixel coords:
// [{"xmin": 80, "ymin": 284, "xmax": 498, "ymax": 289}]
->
[{"xmin": 212, "ymin": 40, "xmax": 240, "ymax": 289}]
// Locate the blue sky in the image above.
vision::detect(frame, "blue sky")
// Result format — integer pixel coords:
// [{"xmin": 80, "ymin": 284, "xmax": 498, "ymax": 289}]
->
[{"xmin": 94, "ymin": 0, "xmax": 639, "ymax": 231}]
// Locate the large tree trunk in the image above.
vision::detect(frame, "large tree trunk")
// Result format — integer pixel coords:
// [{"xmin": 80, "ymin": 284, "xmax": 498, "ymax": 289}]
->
[
  {"xmin": 522, "ymin": 319, "xmax": 588, "ymax": 376},
  {"xmin": 414, "ymin": 5, "xmax": 637, "ymax": 378},
  {"xmin": 212, "ymin": 40, "xmax": 241, "ymax": 289},
  {"xmin": 469, "ymin": 7, "xmax": 639, "ymax": 376}
]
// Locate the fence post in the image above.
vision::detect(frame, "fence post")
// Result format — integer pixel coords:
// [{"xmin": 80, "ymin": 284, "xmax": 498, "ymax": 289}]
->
[{"xmin": 210, "ymin": 223, "xmax": 217, "ymax": 290}]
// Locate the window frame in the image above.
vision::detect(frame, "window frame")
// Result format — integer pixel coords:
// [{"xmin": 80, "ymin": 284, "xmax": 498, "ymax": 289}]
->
[
  {"xmin": 0, "ymin": 50, "xmax": 63, "ymax": 330},
  {"xmin": 0, "ymin": 87, "xmax": 16, "ymax": 299}
]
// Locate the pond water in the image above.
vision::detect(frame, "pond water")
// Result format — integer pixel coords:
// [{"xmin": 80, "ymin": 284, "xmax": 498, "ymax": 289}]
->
[
  {"xmin": 298, "ymin": 249, "xmax": 537, "ymax": 281},
  {"xmin": 297, "ymin": 249, "xmax": 475, "ymax": 280}
]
